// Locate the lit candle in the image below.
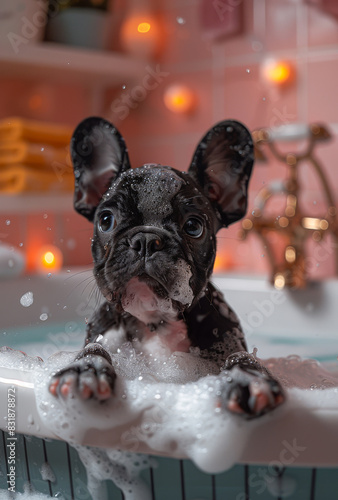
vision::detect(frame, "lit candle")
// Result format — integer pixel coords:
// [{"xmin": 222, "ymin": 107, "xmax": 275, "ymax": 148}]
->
[
  {"xmin": 36, "ymin": 245, "xmax": 63, "ymax": 274},
  {"xmin": 163, "ymin": 85, "xmax": 197, "ymax": 114}
]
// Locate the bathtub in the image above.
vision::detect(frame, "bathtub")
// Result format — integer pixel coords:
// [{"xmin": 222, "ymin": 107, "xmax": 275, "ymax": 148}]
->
[{"xmin": 1, "ymin": 270, "xmax": 338, "ymax": 499}]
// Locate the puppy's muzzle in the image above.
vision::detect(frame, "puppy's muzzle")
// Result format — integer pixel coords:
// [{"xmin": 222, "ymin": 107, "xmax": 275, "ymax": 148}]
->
[
  {"xmin": 125, "ymin": 226, "xmax": 172, "ymax": 258},
  {"xmin": 128, "ymin": 232, "xmax": 164, "ymax": 258}
]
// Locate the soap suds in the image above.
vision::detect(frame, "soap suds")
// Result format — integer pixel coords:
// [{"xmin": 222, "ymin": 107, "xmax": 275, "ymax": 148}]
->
[
  {"xmin": 74, "ymin": 446, "xmax": 153, "ymax": 500},
  {"xmin": 0, "ymin": 490, "xmax": 61, "ymax": 500},
  {"xmin": 39, "ymin": 462, "xmax": 55, "ymax": 483},
  {"xmin": 1, "ymin": 345, "xmax": 338, "ymax": 497}
]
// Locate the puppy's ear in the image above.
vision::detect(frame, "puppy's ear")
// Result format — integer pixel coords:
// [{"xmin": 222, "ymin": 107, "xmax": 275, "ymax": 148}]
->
[
  {"xmin": 71, "ymin": 117, "xmax": 131, "ymax": 221},
  {"xmin": 188, "ymin": 120, "xmax": 254, "ymax": 229}
]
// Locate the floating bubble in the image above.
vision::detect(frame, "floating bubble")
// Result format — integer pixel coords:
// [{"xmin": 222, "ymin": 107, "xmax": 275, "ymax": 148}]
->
[{"xmin": 20, "ymin": 292, "xmax": 34, "ymax": 307}]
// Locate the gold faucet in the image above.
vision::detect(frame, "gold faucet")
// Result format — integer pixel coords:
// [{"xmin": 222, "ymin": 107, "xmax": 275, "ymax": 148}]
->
[{"xmin": 239, "ymin": 123, "xmax": 338, "ymax": 289}]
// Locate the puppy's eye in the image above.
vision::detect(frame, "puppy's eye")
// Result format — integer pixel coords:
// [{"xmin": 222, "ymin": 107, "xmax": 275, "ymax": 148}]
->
[
  {"xmin": 99, "ymin": 211, "xmax": 116, "ymax": 233},
  {"xmin": 183, "ymin": 217, "xmax": 204, "ymax": 238}
]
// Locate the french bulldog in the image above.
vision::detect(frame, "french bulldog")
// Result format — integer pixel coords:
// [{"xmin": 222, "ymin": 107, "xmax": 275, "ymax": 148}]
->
[{"xmin": 49, "ymin": 117, "xmax": 284, "ymax": 419}]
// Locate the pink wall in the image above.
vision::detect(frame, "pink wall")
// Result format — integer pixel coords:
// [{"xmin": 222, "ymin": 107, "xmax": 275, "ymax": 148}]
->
[{"xmin": 1, "ymin": 0, "xmax": 338, "ymax": 282}]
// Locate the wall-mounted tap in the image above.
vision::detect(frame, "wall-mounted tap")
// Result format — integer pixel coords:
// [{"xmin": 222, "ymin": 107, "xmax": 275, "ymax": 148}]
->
[{"xmin": 240, "ymin": 123, "xmax": 338, "ymax": 289}]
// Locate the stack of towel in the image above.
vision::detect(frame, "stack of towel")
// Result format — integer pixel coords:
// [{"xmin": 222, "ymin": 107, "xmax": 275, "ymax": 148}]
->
[{"xmin": 0, "ymin": 118, "xmax": 74, "ymax": 194}]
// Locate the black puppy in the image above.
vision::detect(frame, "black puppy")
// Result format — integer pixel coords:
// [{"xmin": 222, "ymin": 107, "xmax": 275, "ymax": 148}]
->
[{"xmin": 49, "ymin": 117, "xmax": 284, "ymax": 418}]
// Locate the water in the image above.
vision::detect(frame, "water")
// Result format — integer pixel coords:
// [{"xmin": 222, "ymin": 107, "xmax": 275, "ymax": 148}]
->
[{"xmin": 1, "ymin": 328, "xmax": 338, "ymax": 498}]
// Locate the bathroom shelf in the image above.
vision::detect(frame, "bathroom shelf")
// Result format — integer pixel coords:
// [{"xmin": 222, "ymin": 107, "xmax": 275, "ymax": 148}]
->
[
  {"xmin": 0, "ymin": 193, "xmax": 73, "ymax": 214},
  {"xmin": 0, "ymin": 42, "xmax": 147, "ymax": 88}
]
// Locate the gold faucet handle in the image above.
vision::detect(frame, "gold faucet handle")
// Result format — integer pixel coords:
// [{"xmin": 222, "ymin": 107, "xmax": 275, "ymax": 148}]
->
[{"xmin": 309, "ymin": 124, "xmax": 331, "ymax": 142}]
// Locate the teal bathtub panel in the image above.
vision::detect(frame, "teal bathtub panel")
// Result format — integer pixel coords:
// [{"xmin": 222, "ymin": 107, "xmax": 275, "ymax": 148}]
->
[
  {"xmin": 2, "ymin": 432, "xmax": 338, "ymax": 499},
  {"xmin": 140, "ymin": 465, "xmax": 153, "ymax": 498},
  {"xmin": 247, "ymin": 465, "xmax": 277, "ymax": 499},
  {"xmin": 315, "ymin": 468, "xmax": 338, "ymax": 500},
  {"xmin": 281, "ymin": 467, "xmax": 313, "ymax": 500},
  {"xmin": 25, "ymin": 436, "xmax": 52, "ymax": 496},
  {"xmin": 152, "ymin": 456, "xmax": 184, "ymax": 500},
  {"xmin": 10, "ymin": 434, "xmax": 30, "ymax": 493},
  {"xmin": 68, "ymin": 445, "xmax": 92, "ymax": 500},
  {"xmin": 44, "ymin": 439, "xmax": 74, "ymax": 499},
  {"xmin": 215, "ymin": 464, "xmax": 246, "ymax": 499},
  {"xmin": 0, "ymin": 431, "xmax": 8, "ymax": 491},
  {"xmin": 104, "ymin": 479, "xmax": 124, "ymax": 500},
  {"xmin": 182, "ymin": 459, "xmax": 214, "ymax": 500},
  {"xmin": 247, "ymin": 465, "xmax": 314, "ymax": 500}
]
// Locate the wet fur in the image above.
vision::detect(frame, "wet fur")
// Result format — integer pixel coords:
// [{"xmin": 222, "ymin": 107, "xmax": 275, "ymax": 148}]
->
[{"xmin": 49, "ymin": 117, "xmax": 285, "ymax": 419}]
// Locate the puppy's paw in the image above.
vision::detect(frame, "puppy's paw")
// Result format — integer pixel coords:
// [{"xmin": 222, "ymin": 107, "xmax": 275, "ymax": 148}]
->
[
  {"xmin": 218, "ymin": 367, "xmax": 285, "ymax": 419},
  {"xmin": 49, "ymin": 355, "xmax": 116, "ymax": 402}
]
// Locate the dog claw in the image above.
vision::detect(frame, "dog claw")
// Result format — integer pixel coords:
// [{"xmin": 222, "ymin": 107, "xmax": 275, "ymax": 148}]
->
[
  {"xmin": 80, "ymin": 383, "xmax": 93, "ymax": 400},
  {"xmin": 97, "ymin": 375, "xmax": 112, "ymax": 399},
  {"xmin": 49, "ymin": 379, "xmax": 59, "ymax": 397},
  {"xmin": 227, "ymin": 398, "xmax": 244, "ymax": 414},
  {"xmin": 60, "ymin": 381, "xmax": 72, "ymax": 398}
]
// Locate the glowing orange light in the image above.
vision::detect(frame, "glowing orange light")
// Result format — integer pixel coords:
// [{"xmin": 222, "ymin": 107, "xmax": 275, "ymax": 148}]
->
[
  {"xmin": 163, "ymin": 85, "xmax": 197, "ymax": 114},
  {"xmin": 36, "ymin": 245, "xmax": 63, "ymax": 273},
  {"xmin": 120, "ymin": 15, "xmax": 162, "ymax": 57},
  {"xmin": 213, "ymin": 252, "xmax": 233, "ymax": 273},
  {"xmin": 262, "ymin": 59, "xmax": 294, "ymax": 86},
  {"xmin": 43, "ymin": 251, "xmax": 55, "ymax": 265},
  {"xmin": 28, "ymin": 94, "xmax": 44, "ymax": 111},
  {"xmin": 137, "ymin": 22, "xmax": 151, "ymax": 33}
]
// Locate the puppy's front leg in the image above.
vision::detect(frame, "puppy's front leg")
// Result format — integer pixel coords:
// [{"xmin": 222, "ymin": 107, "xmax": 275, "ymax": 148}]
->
[
  {"xmin": 49, "ymin": 343, "xmax": 116, "ymax": 402},
  {"xmin": 219, "ymin": 352, "xmax": 285, "ymax": 419}
]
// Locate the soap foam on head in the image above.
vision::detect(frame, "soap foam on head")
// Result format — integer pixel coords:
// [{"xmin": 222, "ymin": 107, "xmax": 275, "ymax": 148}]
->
[{"xmin": 167, "ymin": 259, "xmax": 194, "ymax": 306}]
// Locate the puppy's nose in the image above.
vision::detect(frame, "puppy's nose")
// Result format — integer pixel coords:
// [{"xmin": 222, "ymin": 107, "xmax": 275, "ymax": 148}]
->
[{"xmin": 129, "ymin": 233, "xmax": 164, "ymax": 257}]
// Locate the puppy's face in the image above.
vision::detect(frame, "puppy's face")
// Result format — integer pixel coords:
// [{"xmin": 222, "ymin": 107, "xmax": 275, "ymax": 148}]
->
[
  {"xmin": 71, "ymin": 118, "xmax": 254, "ymax": 325},
  {"xmin": 91, "ymin": 165, "xmax": 217, "ymax": 324}
]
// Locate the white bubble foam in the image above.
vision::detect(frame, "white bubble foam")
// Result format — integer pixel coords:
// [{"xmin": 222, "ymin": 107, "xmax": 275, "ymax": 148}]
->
[
  {"xmin": 39, "ymin": 462, "xmax": 56, "ymax": 483},
  {"xmin": 20, "ymin": 291, "xmax": 34, "ymax": 307},
  {"xmin": 1, "ymin": 345, "xmax": 338, "ymax": 496}
]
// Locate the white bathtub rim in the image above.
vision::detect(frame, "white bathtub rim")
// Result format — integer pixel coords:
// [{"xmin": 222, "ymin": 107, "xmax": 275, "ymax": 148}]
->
[{"xmin": 1, "ymin": 364, "xmax": 338, "ymax": 469}]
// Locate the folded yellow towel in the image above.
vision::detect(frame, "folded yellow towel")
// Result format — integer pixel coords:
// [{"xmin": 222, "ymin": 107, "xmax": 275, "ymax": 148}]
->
[
  {"xmin": 0, "ymin": 141, "xmax": 70, "ymax": 168},
  {"xmin": 0, "ymin": 118, "xmax": 72, "ymax": 147},
  {"xmin": 0, "ymin": 165, "xmax": 74, "ymax": 194}
]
